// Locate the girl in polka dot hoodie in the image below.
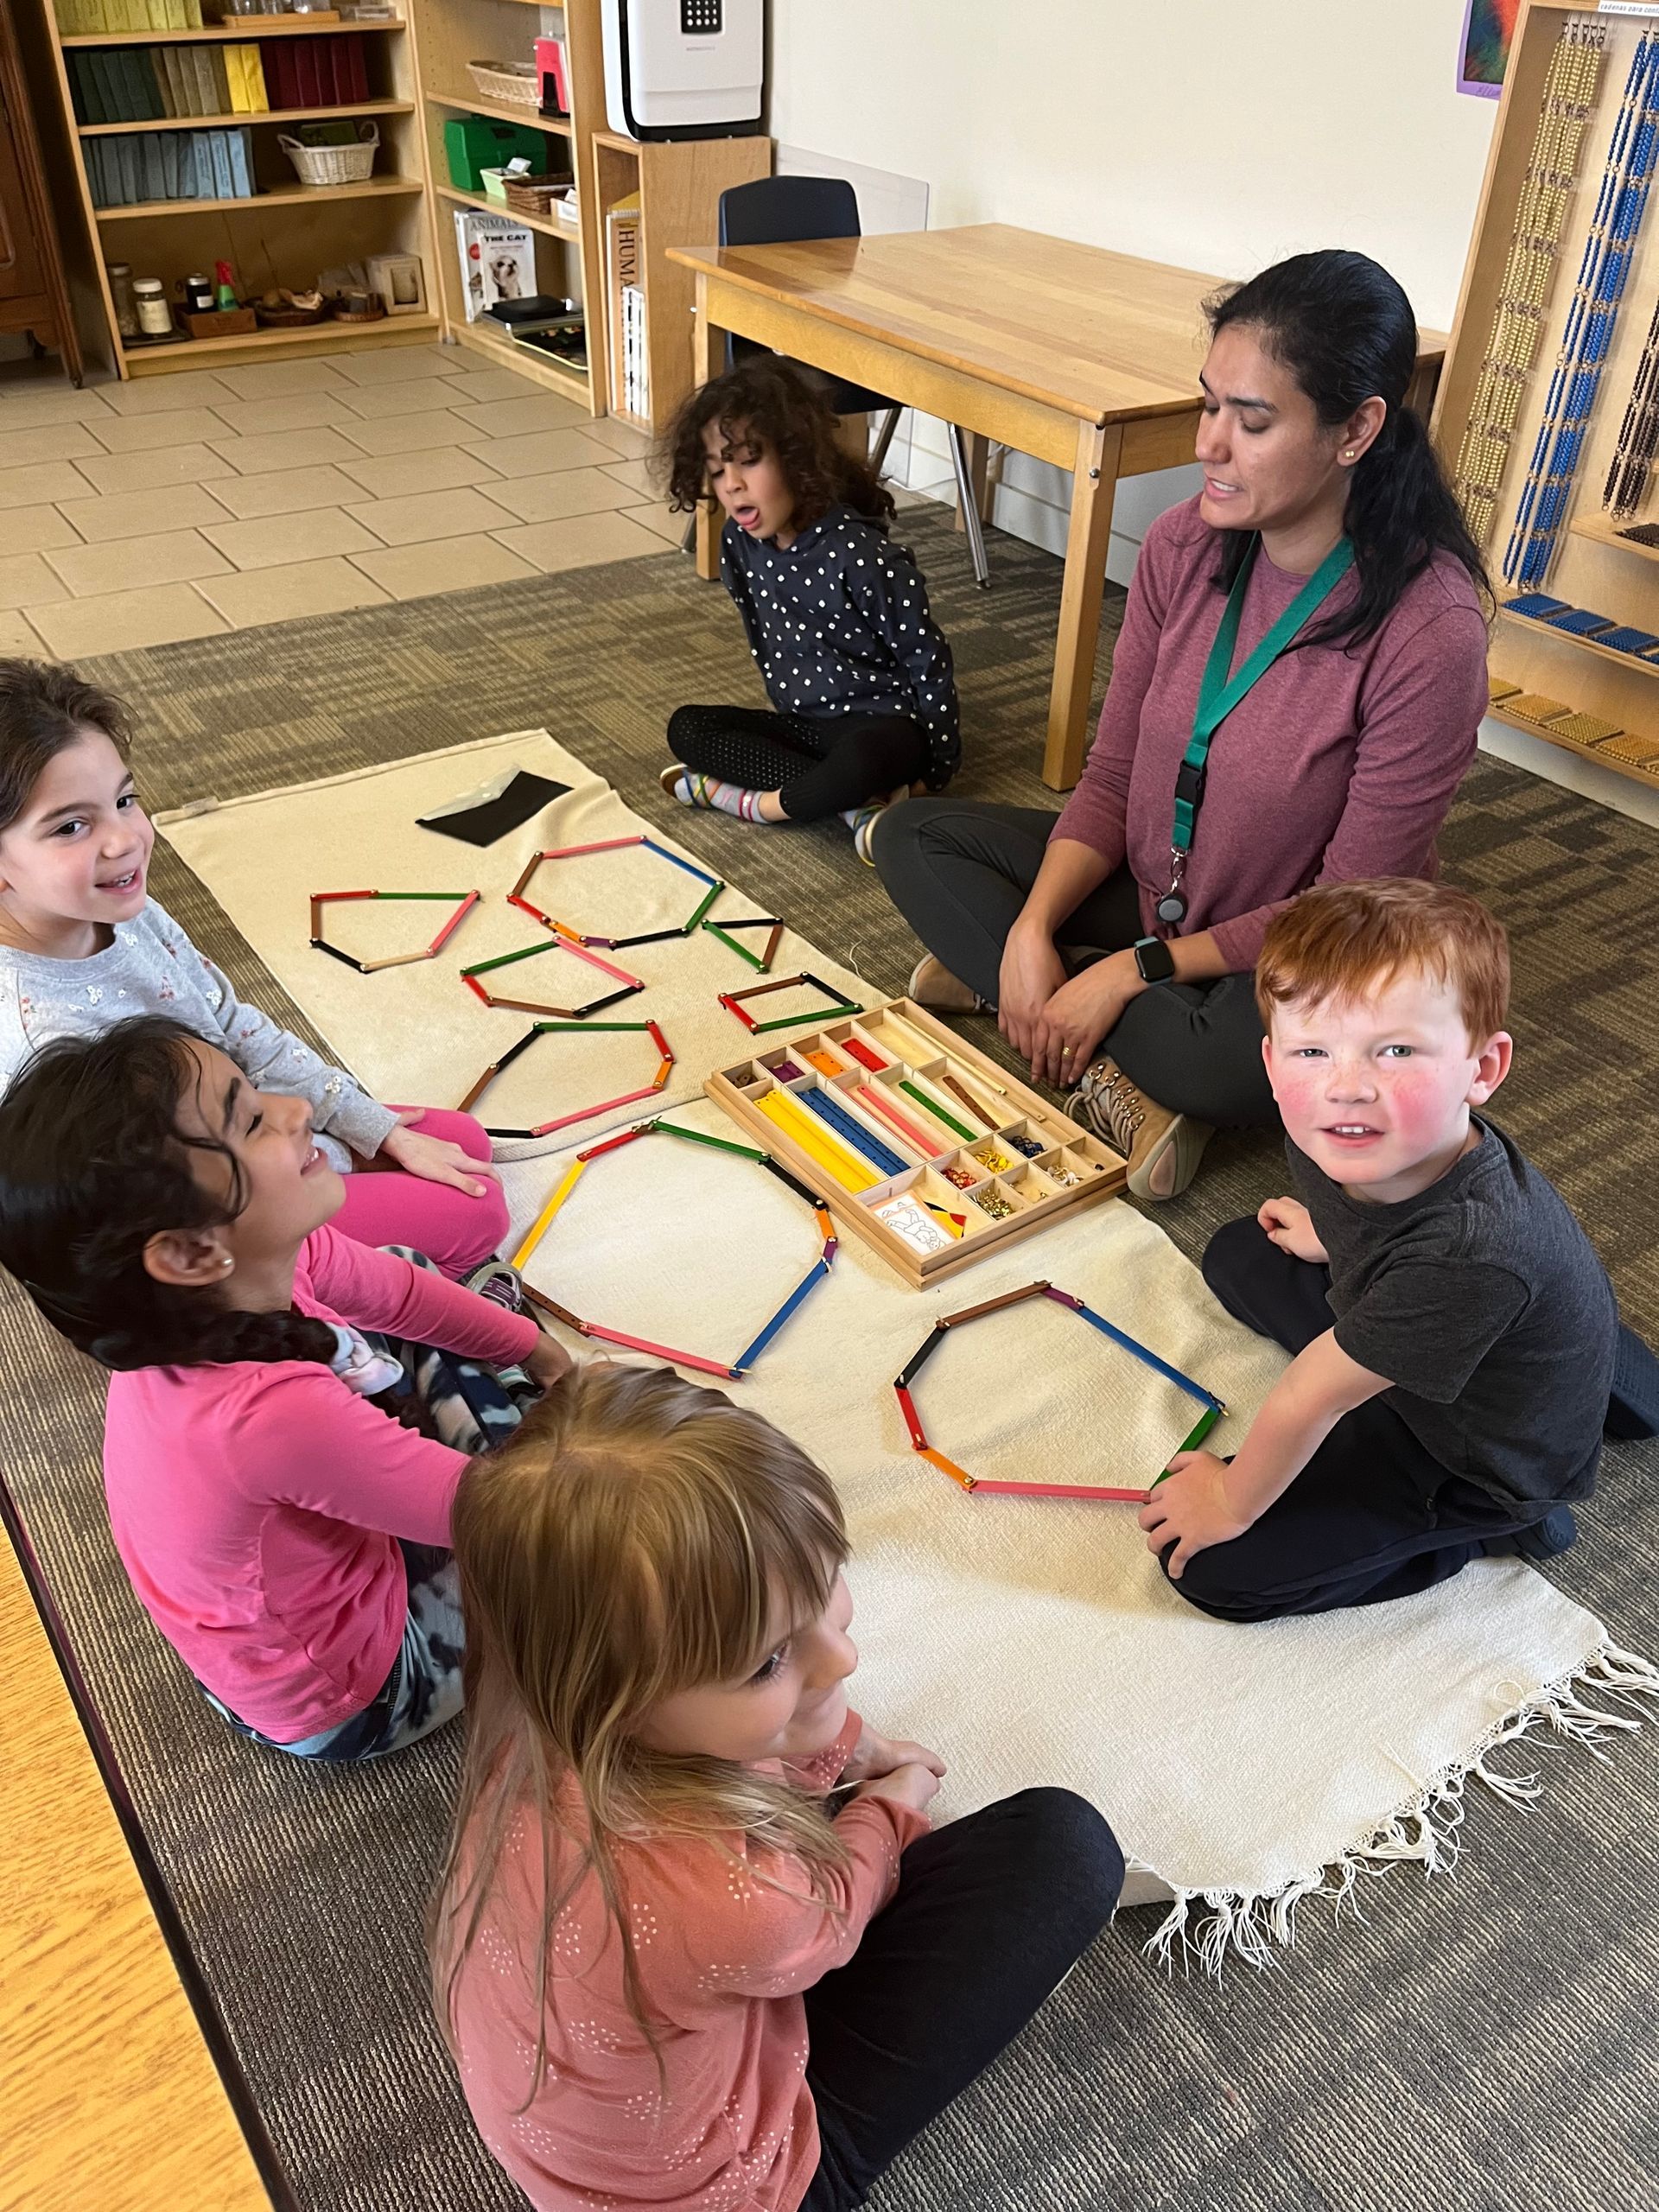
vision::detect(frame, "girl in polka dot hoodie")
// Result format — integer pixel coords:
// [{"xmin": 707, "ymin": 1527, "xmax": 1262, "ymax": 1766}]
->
[
  {"xmin": 432, "ymin": 1363, "xmax": 1120, "ymax": 2212},
  {"xmin": 659, "ymin": 359, "xmax": 959, "ymax": 864}
]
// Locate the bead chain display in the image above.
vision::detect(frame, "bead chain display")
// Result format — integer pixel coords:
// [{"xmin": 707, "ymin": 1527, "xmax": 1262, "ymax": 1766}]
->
[
  {"xmin": 1453, "ymin": 16, "xmax": 1607, "ymax": 545},
  {"xmin": 1505, "ymin": 28, "xmax": 1659, "ymax": 588},
  {"xmin": 1604, "ymin": 291, "xmax": 1659, "ymax": 518}
]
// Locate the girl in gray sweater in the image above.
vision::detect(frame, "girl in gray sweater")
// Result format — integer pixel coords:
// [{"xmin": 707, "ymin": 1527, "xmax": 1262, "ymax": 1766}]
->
[{"xmin": 0, "ymin": 660, "xmax": 507, "ymax": 1278}]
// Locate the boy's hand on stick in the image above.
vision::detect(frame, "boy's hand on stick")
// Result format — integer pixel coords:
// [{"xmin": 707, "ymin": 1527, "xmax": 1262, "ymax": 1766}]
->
[
  {"xmin": 1257, "ymin": 1195, "xmax": 1328, "ymax": 1265},
  {"xmin": 380, "ymin": 1112, "xmax": 501, "ymax": 1198},
  {"xmin": 1138, "ymin": 1450, "xmax": 1249, "ymax": 1578},
  {"xmin": 524, "ymin": 1334, "xmax": 575, "ymax": 1394}
]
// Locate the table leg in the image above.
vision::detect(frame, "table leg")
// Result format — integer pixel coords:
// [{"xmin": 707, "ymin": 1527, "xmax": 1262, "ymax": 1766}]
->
[
  {"xmin": 1044, "ymin": 419, "xmax": 1122, "ymax": 791},
  {"xmin": 692, "ymin": 275, "xmax": 722, "ymax": 582},
  {"xmin": 955, "ymin": 430, "xmax": 991, "ymax": 533}
]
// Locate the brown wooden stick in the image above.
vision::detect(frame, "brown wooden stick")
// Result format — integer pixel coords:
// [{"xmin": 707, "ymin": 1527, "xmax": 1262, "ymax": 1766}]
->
[
  {"xmin": 456, "ymin": 1064, "xmax": 498, "ymax": 1115},
  {"xmin": 729, "ymin": 971, "xmax": 810, "ymax": 1003},
  {"xmin": 761, "ymin": 920, "xmax": 784, "ymax": 970},
  {"xmin": 938, "ymin": 1280, "xmax": 1050, "ymax": 1329},
  {"xmin": 523, "ymin": 1284, "xmax": 591, "ymax": 1334},
  {"xmin": 941, "ymin": 1073, "xmax": 995, "ymax": 1128}
]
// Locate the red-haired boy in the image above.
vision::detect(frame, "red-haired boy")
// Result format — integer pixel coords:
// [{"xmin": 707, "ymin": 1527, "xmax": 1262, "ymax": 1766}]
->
[{"xmin": 1141, "ymin": 877, "xmax": 1656, "ymax": 1620}]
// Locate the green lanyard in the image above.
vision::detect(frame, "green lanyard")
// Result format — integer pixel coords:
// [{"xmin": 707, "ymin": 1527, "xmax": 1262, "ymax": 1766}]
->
[{"xmin": 1157, "ymin": 531, "xmax": 1356, "ymax": 925}]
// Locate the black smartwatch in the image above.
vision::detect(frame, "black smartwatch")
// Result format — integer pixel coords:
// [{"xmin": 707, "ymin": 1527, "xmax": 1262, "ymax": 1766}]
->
[{"xmin": 1133, "ymin": 935, "xmax": 1176, "ymax": 986}]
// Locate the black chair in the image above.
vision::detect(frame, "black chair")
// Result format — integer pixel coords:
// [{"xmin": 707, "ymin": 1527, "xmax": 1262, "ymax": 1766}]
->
[{"xmin": 713, "ymin": 174, "xmax": 991, "ymax": 587}]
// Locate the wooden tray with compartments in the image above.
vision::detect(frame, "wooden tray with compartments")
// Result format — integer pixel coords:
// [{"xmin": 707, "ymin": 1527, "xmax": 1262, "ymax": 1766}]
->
[{"xmin": 704, "ymin": 997, "xmax": 1127, "ymax": 1287}]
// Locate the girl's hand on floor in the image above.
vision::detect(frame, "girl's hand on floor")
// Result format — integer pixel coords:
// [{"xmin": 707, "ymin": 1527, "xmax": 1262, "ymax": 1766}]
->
[
  {"xmin": 1137, "ymin": 1450, "xmax": 1249, "ymax": 1579},
  {"xmin": 1027, "ymin": 950, "xmax": 1141, "ymax": 1090},
  {"xmin": 379, "ymin": 1114, "xmax": 500, "ymax": 1198},
  {"xmin": 524, "ymin": 1334, "xmax": 575, "ymax": 1394},
  {"xmin": 853, "ymin": 1762, "xmax": 944, "ymax": 1815},
  {"xmin": 842, "ymin": 1720, "xmax": 946, "ymax": 1784},
  {"xmin": 997, "ymin": 923, "xmax": 1068, "ymax": 1061},
  {"xmin": 1257, "ymin": 1195, "xmax": 1329, "ymax": 1265}
]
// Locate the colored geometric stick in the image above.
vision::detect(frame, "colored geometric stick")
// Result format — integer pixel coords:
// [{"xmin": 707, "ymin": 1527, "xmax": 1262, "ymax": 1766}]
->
[
  {"xmin": 898, "ymin": 1080, "xmax": 976, "ymax": 1143},
  {"xmin": 799, "ymin": 1087, "xmax": 908, "ymax": 1178},
  {"xmin": 1147, "ymin": 1403, "xmax": 1225, "ymax": 1489},
  {"xmin": 893, "ymin": 1278, "xmax": 1224, "ymax": 1503},
  {"xmin": 511, "ymin": 1159, "xmax": 588, "ymax": 1270},
  {"xmin": 427, "ymin": 889, "xmax": 481, "ymax": 958},
  {"xmin": 764, "ymin": 1088, "xmax": 881, "ymax": 1181},
  {"xmin": 512, "ymin": 837, "xmax": 724, "ymax": 948},
  {"xmin": 760, "ymin": 1154, "xmax": 825, "ymax": 1211},
  {"xmin": 703, "ymin": 916, "xmax": 785, "ymax": 972},
  {"xmin": 581, "ymin": 1323, "xmax": 741, "ymax": 1379},
  {"xmin": 941, "ymin": 1072, "xmax": 997, "ymax": 1128},
  {"xmin": 683, "ymin": 880, "xmax": 723, "ymax": 935},
  {"xmin": 638, "ymin": 836, "xmax": 721, "ymax": 887},
  {"xmin": 457, "ymin": 1018, "xmax": 674, "ymax": 1139},
  {"xmin": 1043, "ymin": 1287, "xmax": 1224, "ymax": 1413},
  {"xmin": 841, "ymin": 1037, "xmax": 888, "ymax": 1072},
  {"xmin": 720, "ymin": 972, "xmax": 864, "ymax": 1036},
  {"xmin": 309, "ymin": 886, "xmax": 480, "ymax": 974},
  {"xmin": 652, "ymin": 1120, "xmax": 769, "ymax": 1162},
  {"xmin": 755, "ymin": 1092, "xmax": 877, "ymax": 1193},
  {"xmin": 855, "ymin": 1084, "xmax": 943, "ymax": 1157},
  {"xmin": 805, "ymin": 1049, "xmax": 844, "ymax": 1076},
  {"xmin": 734, "ymin": 1253, "xmax": 832, "ymax": 1370}
]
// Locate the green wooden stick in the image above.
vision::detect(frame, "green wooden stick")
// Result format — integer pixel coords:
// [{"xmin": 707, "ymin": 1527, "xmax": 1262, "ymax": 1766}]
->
[
  {"xmin": 899, "ymin": 1078, "xmax": 976, "ymax": 1142},
  {"xmin": 1148, "ymin": 1402, "xmax": 1224, "ymax": 1486},
  {"xmin": 703, "ymin": 918, "xmax": 768, "ymax": 971},
  {"xmin": 530, "ymin": 1020, "xmax": 651, "ymax": 1034},
  {"xmin": 747, "ymin": 1000, "xmax": 861, "ymax": 1035},
  {"xmin": 462, "ymin": 938, "xmax": 563, "ymax": 977},
  {"xmin": 682, "ymin": 880, "xmax": 724, "ymax": 934},
  {"xmin": 653, "ymin": 1121, "xmax": 768, "ymax": 1161}
]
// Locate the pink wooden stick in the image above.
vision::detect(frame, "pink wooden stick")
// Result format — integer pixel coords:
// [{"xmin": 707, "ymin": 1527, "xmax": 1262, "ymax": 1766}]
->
[
  {"xmin": 972, "ymin": 1480, "xmax": 1151, "ymax": 1503},
  {"xmin": 568, "ymin": 941, "xmax": 644, "ymax": 987},
  {"xmin": 529, "ymin": 1081, "xmax": 663, "ymax": 1137},
  {"xmin": 425, "ymin": 889, "xmax": 480, "ymax": 957},
  {"xmin": 580, "ymin": 1323, "xmax": 738, "ymax": 1378},
  {"xmin": 856, "ymin": 1084, "xmax": 940, "ymax": 1155},
  {"xmin": 547, "ymin": 836, "xmax": 645, "ymax": 859}
]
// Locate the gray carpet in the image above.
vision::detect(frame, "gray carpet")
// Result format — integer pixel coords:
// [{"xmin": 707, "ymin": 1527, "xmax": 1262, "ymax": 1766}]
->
[{"xmin": 6, "ymin": 505, "xmax": 1659, "ymax": 2212}]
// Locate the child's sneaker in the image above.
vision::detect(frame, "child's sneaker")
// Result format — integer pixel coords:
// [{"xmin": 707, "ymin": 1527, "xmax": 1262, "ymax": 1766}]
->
[
  {"xmin": 1072, "ymin": 1056, "xmax": 1212, "ymax": 1201},
  {"xmin": 463, "ymin": 1257, "xmax": 525, "ymax": 1314},
  {"xmin": 849, "ymin": 803, "xmax": 884, "ymax": 866}
]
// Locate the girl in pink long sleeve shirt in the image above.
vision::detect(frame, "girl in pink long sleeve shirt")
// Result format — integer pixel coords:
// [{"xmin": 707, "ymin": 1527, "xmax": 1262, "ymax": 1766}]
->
[
  {"xmin": 0, "ymin": 1015, "xmax": 569, "ymax": 1759},
  {"xmin": 431, "ymin": 1365, "xmax": 1122, "ymax": 2212}
]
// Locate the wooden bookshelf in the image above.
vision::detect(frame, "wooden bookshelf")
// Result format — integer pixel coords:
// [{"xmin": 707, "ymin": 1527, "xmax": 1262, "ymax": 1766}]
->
[
  {"xmin": 1433, "ymin": 0, "xmax": 1659, "ymax": 790},
  {"xmin": 404, "ymin": 0, "xmax": 767, "ymax": 423},
  {"xmin": 41, "ymin": 6, "xmax": 441, "ymax": 376}
]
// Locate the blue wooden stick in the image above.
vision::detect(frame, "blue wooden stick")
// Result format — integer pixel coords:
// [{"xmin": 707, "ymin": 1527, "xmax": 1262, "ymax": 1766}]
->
[
  {"xmin": 1045, "ymin": 1287, "xmax": 1224, "ymax": 1413},
  {"xmin": 734, "ymin": 1255, "xmax": 832, "ymax": 1371}
]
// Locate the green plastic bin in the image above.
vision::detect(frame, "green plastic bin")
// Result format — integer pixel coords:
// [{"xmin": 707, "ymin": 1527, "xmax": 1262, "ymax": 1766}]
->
[{"xmin": 443, "ymin": 116, "xmax": 550, "ymax": 194}]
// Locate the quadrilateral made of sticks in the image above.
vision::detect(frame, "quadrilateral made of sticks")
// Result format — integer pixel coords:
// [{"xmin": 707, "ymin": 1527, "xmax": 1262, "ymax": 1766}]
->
[
  {"xmin": 461, "ymin": 934, "xmax": 643, "ymax": 1018},
  {"xmin": 720, "ymin": 971, "xmax": 863, "ymax": 1035},
  {"xmin": 510, "ymin": 836, "xmax": 724, "ymax": 950},
  {"xmin": 513, "ymin": 1119, "xmax": 836, "ymax": 1378},
  {"xmin": 309, "ymin": 888, "xmax": 480, "ymax": 974},
  {"xmin": 893, "ymin": 1279, "xmax": 1225, "ymax": 1503},
  {"xmin": 457, "ymin": 1018, "xmax": 674, "ymax": 1139}
]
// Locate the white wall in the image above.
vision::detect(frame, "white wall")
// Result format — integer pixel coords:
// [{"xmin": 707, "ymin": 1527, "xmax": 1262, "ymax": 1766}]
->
[{"xmin": 766, "ymin": 0, "xmax": 1499, "ymax": 572}]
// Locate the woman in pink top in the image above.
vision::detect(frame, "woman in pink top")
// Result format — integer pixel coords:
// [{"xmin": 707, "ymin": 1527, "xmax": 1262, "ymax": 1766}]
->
[
  {"xmin": 431, "ymin": 1363, "xmax": 1122, "ymax": 2212},
  {"xmin": 874, "ymin": 250, "xmax": 1491, "ymax": 1201},
  {"xmin": 0, "ymin": 1015, "xmax": 570, "ymax": 1761}
]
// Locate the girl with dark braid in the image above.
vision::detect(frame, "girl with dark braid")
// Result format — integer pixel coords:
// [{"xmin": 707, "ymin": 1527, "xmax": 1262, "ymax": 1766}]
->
[{"xmin": 0, "ymin": 1017, "xmax": 570, "ymax": 1763}]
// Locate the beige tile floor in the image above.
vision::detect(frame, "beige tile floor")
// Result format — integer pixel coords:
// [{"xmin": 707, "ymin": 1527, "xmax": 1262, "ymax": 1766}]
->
[{"xmin": 0, "ymin": 343, "xmax": 677, "ymax": 658}]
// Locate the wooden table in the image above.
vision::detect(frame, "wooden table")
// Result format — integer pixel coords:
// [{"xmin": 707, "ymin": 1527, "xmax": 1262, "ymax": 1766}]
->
[
  {"xmin": 0, "ymin": 1517, "xmax": 276, "ymax": 2212},
  {"xmin": 668, "ymin": 224, "xmax": 1446, "ymax": 789}
]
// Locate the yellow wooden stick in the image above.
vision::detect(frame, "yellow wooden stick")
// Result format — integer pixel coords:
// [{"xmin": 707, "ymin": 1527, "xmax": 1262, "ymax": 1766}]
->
[
  {"xmin": 757, "ymin": 1091, "xmax": 877, "ymax": 1193},
  {"xmin": 511, "ymin": 1158, "xmax": 588, "ymax": 1272}
]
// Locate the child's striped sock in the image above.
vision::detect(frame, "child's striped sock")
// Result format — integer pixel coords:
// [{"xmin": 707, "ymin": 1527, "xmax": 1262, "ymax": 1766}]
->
[
  {"xmin": 662, "ymin": 766, "xmax": 772, "ymax": 822},
  {"xmin": 840, "ymin": 801, "xmax": 886, "ymax": 866}
]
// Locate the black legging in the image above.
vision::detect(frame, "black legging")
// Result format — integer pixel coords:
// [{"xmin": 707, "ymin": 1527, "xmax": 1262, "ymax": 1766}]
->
[
  {"xmin": 800, "ymin": 1788, "xmax": 1122, "ymax": 2211},
  {"xmin": 667, "ymin": 704, "xmax": 929, "ymax": 823},
  {"xmin": 872, "ymin": 797, "xmax": 1276, "ymax": 1128}
]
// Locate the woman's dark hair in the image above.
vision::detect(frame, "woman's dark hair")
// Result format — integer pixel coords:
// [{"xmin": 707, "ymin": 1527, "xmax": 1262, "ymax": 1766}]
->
[
  {"xmin": 661, "ymin": 355, "xmax": 896, "ymax": 531},
  {"xmin": 0, "ymin": 1016, "xmax": 337, "ymax": 1372},
  {"xmin": 0, "ymin": 658, "xmax": 134, "ymax": 836},
  {"xmin": 1204, "ymin": 250, "xmax": 1489, "ymax": 648}
]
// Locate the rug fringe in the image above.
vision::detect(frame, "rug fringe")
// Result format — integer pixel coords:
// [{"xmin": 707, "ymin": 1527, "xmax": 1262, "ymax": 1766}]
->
[{"xmin": 1141, "ymin": 1639, "xmax": 1659, "ymax": 1974}]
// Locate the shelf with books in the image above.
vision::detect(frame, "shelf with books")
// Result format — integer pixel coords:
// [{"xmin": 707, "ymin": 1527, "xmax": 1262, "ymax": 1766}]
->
[
  {"xmin": 441, "ymin": 301, "xmax": 588, "ymax": 396},
  {"xmin": 80, "ymin": 98, "xmax": 414, "ymax": 132},
  {"xmin": 434, "ymin": 179, "xmax": 578, "ymax": 247},
  {"xmin": 95, "ymin": 173, "xmax": 425, "ymax": 219},
  {"xmin": 61, "ymin": 21, "xmax": 405, "ymax": 41}
]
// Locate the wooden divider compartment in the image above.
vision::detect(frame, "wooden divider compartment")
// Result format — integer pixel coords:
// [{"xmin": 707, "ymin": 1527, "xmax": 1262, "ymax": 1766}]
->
[{"xmin": 704, "ymin": 995, "xmax": 1128, "ymax": 1287}]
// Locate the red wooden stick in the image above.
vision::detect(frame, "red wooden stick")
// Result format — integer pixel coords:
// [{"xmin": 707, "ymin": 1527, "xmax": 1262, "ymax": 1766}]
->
[
  {"xmin": 972, "ymin": 1480, "xmax": 1151, "ymax": 1503},
  {"xmin": 894, "ymin": 1383, "xmax": 927, "ymax": 1451},
  {"xmin": 580, "ymin": 1322, "xmax": 739, "ymax": 1379},
  {"xmin": 462, "ymin": 973, "xmax": 492, "ymax": 1006},
  {"xmin": 842, "ymin": 1037, "xmax": 887, "ymax": 1071}
]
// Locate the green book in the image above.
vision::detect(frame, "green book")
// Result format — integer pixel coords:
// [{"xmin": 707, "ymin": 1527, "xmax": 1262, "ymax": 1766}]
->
[{"xmin": 148, "ymin": 47, "xmax": 175, "ymax": 117}]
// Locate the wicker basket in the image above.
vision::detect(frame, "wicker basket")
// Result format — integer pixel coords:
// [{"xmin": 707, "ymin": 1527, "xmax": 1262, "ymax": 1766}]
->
[
  {"xmin": 254, "ymin": 299, "xmax": 327, "ymax": 327},
  {"xmin": 331, "ymin": 294, "xmax": 387, "ymax": 325},
  {"xmin": 466, "ymin": 59, "xmax": 538, "ymax": 107},
  {"xmin": 277, "ymin": 122, "xmax": 378, "ymax": 188},
  {"xmin": 502, "ymin": 168, "xmax": 574, "ymax": 218}
]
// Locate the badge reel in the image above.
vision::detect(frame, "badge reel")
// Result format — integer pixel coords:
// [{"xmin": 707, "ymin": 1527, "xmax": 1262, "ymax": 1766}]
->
[{"xmin": 1157, "ymin": 850, "xmax": 1187, "ymax": 926}]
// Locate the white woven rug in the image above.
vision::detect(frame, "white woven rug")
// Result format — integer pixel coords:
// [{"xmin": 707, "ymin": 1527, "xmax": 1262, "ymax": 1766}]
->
[{"xmin": 162, "ymin": 735, "xmax": 1658, "ymax": 1959}]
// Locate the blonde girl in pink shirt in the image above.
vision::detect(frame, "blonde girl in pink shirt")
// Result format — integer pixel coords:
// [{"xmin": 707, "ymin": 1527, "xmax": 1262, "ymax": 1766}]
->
[
  {"xmin": 0, "ymin": 1015, "xmax": 570, "ymax": 1762},
  {"xmin": 431, "ymin": 1364, "xmax": 1122, "ymax": 2212}
]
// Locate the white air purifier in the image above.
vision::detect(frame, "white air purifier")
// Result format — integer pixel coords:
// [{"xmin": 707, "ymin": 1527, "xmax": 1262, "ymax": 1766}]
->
[{"xmin": 601, "ymin": 0, "xmax": 764, "ymax": 142}]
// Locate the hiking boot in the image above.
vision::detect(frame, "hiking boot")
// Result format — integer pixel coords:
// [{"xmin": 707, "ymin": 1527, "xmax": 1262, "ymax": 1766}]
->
[
  {"xmin": 907, "ymin": 953, "xmax": 985, "ymax": 1013},
  {"xmin": 1072, "ymin": 1056, "xmax": 1213, "ymax": 1201}
]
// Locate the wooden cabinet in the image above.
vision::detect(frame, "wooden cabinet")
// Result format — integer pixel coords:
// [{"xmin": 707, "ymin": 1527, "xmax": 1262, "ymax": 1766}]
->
[{"xmin": 0, "ymin": 0, "xmax": 80, "ymax": 375}]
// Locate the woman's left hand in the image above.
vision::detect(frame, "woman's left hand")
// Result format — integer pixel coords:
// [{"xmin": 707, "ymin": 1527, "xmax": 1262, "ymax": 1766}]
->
[
  {"xmin": 379, "ymin": 1112, "xmax": 500, "ymax": 1198},
  {"xmin": 1027, "ymin": 949, "xmax": 1143, "ymax": 1089}
]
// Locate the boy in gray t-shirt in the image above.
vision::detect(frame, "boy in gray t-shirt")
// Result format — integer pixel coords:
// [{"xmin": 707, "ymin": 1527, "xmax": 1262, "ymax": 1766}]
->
[{"xmin": 1141, "ymin": 878, "xmax": 1650, "ymax": 1624}]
